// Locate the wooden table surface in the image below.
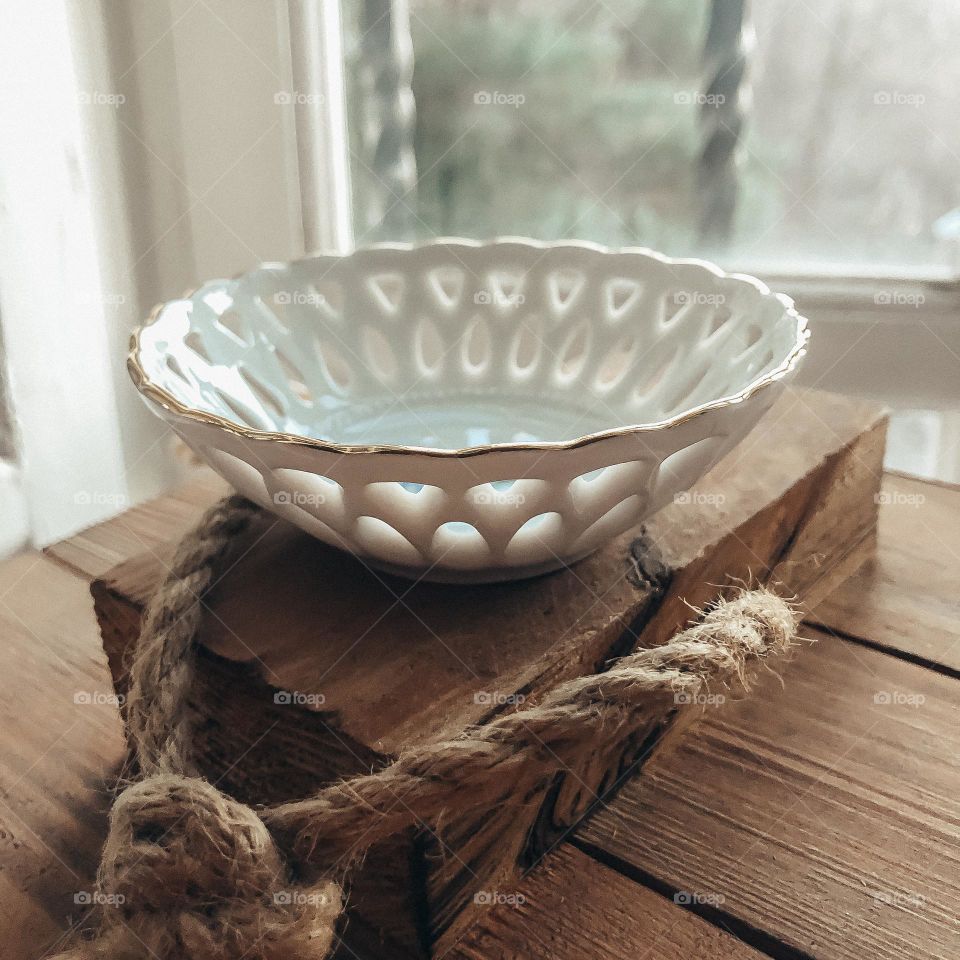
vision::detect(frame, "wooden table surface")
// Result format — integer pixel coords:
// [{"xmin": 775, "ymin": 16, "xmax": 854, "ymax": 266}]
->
[{"xmin": 2, "ymin": 471, "xmax": 958, "ymax": 959}]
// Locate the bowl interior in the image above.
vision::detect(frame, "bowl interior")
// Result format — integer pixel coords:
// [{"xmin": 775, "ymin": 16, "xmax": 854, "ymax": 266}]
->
[{"xmin": 136, "ymin": 242, "xmax": 802, "ymax": 451}]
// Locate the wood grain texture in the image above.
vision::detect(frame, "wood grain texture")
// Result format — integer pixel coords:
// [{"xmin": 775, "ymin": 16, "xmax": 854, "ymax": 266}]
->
[
  {"xmin": 445, "ymin": 845, "xmax": 766, "ymax": 960},
  {"xmin": 91, "ymin": 389, "xmax": 887, "ymax": 755},
  {"xmin": 85, "ymin": 389, "xmax": 887, "ymax": 957},
  {"xmin": 579, "ymin": 628, "xmax": 960, "ymax": 960},
  {"xmin": 811, "ymin": 473, "xmax": 960, "ymax": 673},
  {"xmin": 0, "ymin": 553, "xmax": 124, "ymax": 960},
  {"xmin": 10, "ymin": 388, "xmax": 952, "ymax": 960},
  {"xmin": 44, "ymin": 472, "xmax": 228, "ymax": 581}
]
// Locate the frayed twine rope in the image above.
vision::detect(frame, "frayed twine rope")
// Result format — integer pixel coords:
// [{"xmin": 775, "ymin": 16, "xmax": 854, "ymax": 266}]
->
[{"xmin": 56, "ymin": 494, "xmax": 799, "ymax": 960}]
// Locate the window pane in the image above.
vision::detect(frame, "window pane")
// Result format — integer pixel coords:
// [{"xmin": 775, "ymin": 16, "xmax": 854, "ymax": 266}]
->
[
  {"xmin": 344, "ymin": 0, "xmax": 960, "ymax": 272},
  {"xmin": 743, "ymin": 0, "xmax": 960, "ymax": 270}
]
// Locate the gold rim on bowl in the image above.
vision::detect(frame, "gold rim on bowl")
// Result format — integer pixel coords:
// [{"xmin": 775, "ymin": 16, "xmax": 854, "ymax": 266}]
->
[{"xmin": 128, "ymin": 238, "xmax": 810, "ymax": 459}]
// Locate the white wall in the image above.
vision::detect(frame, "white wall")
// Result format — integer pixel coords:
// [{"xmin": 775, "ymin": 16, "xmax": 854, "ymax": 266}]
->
[
  {"xmin": 103, "ymin": 0, "xmax": 305, "ymax": 292},
  {"xmin": 0, "ymin": 0, "xmax": 308, "ymax": 546}
]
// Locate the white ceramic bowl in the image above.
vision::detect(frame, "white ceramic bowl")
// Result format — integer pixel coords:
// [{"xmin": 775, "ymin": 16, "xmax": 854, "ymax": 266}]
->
[{"xmin": 130, "ymin": 239, "xmax": 808, "ymax": 582}]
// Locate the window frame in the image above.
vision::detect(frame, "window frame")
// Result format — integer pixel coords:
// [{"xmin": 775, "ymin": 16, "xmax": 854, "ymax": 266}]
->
[{"xmin": 1, "ymin": 0, "xmax": 956, "ymax": 551}]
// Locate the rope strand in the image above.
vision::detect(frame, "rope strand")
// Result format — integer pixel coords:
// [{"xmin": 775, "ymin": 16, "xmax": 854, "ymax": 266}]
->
[
  {"xmin": 125, "ymin": 494, "xmax": 261, "ymax": 775},
  {"xmin": 55, "ymin": 495, "xmax": 798, "ymax": 960}
]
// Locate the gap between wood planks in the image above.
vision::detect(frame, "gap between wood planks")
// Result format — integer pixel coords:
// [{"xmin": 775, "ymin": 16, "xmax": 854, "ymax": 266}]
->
[
  {"xmin": 570, "ymin": 837, "xmax": 817, "ymax": 960},
  {"xmin": 571, "ymin": 626, "xmax": 960, "ymax": 960},
  {"xmin": 802, "ymin": 620, "xmax": 960, "ymax": 682},
  {"xmin": 550, "ymin": 614, "xmax": 952, "ymax": 960},
  {"xmin": 517, "ymin": 470, "xmax": 960, "ymax": 960},
  {"xmin": 446, "ymin": 608, "xmax": 955, "ymax": 960}
]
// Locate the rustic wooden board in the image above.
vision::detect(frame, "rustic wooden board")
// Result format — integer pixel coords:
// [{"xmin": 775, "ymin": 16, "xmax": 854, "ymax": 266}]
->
[
  {"xmin": 811, "ymin": 473, "xmax": 960, "ymax": 674},
  {"xmin": 445, "ymin": 845, "xmax": 767, "ymax": 960},
  {"xmin": 578, "ymin": 627, "xmax": 960, "ymax": 960},
  {"xmin": 87, "ymin": 388, "xmax": 887, "ymax": 957},
  {"xmin": 0, "ymin": 553, "xmax": 124, "ymax": 958},
  {"xmin": 44, "ymin": 472, "xmax": 229, "ymax": 581},
  {"xmin": 8, "ymin": 463, "xmax": 957, "ymax": 960},
  {"xmin": 92, "ymin": 390, "xmax": 885, "ymax": 749}
]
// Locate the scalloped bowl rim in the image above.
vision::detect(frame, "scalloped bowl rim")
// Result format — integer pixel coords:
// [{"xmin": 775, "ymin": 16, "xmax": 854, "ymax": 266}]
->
[{"xmin": 128, "ymin": 237, "xmax": 810, "ymax": 458}]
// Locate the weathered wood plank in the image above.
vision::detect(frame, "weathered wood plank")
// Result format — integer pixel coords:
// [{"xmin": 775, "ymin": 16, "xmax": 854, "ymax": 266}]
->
[
  {"xmin": 0, "ymin": 553, "xmax": 125, "ymax": 960},
  {"xmin": 43, "ymin": 472, "xmax": 228, "ymax": 581},
  {"xmin": 446, "ymin": 845, "xmax": 766, "ymax": 960},
  {"xmin": 811, "ymin": 473, "xmax": 960, "ymax": 673},
  {"xmin": 87, "ymin": 389, "xmax": 887, "ymax": 956},
  {"xmin": 579, "ymin": 628, "xmax": 960, "ymax": 960},
  {"xmin": 93, "ymin": 389, "xmax": 886, "ymax": 754}
]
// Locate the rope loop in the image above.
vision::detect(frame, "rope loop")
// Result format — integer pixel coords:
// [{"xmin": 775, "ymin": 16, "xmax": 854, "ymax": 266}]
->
[{"xmin": 56, "ymin": 495, "xmax": 798, "ymax": 959}]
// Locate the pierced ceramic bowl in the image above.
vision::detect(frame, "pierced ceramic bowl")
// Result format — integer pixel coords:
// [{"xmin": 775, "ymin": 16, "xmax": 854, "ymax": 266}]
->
[{"xmin": 130, "ymin": 239, "xmax": 808, "ymax": 583}]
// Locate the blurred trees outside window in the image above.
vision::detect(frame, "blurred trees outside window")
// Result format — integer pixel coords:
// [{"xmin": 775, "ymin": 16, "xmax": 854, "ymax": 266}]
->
[{"xmin": 344, "ymin": 0, "xmax": 960, "ymax": 272}]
